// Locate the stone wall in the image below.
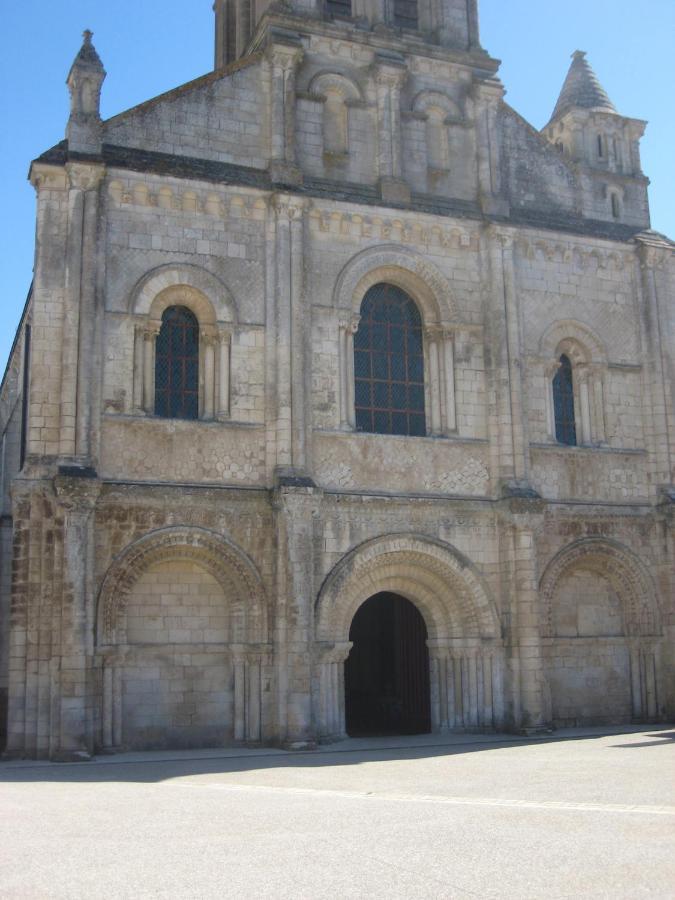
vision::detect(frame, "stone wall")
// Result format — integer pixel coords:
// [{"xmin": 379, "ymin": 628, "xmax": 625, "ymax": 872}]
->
[{"xmin": 104, "ymin": 58, "xmax": 268, "ymax": 170}]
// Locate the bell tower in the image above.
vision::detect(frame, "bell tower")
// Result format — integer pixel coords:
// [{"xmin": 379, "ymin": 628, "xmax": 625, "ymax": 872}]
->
[{"xmin": 215, "ymin": 0, "xmax": 482, "ymax": 68}]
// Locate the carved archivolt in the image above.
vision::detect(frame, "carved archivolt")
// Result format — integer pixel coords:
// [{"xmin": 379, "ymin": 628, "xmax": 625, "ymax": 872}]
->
[
  {"xmin": 539, "ymin": 538, "xmax": 661, "ymax": 639},
  {"xmin": 97, "ymin": 526, "xmax": 267, "ymax": 645},
  {"xmin": 315, "ymin": 533, "xmax": 499, "ymax": 643},
  {"xmin": 129, "ymin": 263, "xmax": 237, "ymax": 324},
  {"xmin": 539, "ymin": 319, "xmax": 607, "ymax": 366},
  {"xmin": 332, "ymin": 244, "xmax": 458, "ymax": 323},
  {"xmin": 308, "ymin": 71, "xmax": 363, "ymax": 103},
  {"xmin": 412, "ymin": 90, "xmax": 463, "ymax": 121}
]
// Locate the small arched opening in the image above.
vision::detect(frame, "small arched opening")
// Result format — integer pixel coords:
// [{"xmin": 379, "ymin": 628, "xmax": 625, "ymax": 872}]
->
[{"xmin": 345, "ymin": 592, "xmax": 431, "ymax": 736}]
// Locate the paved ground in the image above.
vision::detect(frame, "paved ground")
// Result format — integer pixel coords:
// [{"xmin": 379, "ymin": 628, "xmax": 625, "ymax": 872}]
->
[{"xmin": 0, "ymin": 727, "xmax": 673, "ymax": 899}]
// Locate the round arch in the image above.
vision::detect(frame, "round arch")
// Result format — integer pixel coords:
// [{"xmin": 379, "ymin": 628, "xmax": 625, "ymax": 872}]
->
[
  {"xmin": 316, "ymin": 533, "xmax": 499, "ymax": 644},
  {"xmin": 539, "ymin": 537, "xmax": 661, "ymax": 638},
  {"xmin": 412, "ymin": 90, "xmax": 463, "ymax": 121},
  {"xmin": 539, "ymin": 319, "xmax": 607, "ymax": 366},
  {"xmin": 314, "ymin": 534, "xmax": 505, "ymax": 739},
  {"xmin": 96, "ymin": 526, "xmax": 267, "ymax": 646},
  {"xmin": 130, "ymin": 263, "xmax": 237, "ymax": 324},
  {"xmin": 309, "ymin": 71, "xmax": 363, "ymax": 103},
  {"xmin": 332, "ymin": 245, "xmax": 458, "ymax": 324}
]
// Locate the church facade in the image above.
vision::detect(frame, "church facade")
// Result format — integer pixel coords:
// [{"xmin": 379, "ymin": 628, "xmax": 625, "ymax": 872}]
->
[{"xmin": 0, "ymin": 0, "xmax": 673, "ymax": 759}]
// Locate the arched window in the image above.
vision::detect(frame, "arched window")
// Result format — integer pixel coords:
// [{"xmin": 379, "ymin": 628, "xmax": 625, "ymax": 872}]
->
[
  {"xmin": 611, "ymin": 193, "xmax": 620, "ymax": 219},
  {"xmin": 154, "ymin": 306, "xmax": 199, "ymax": 419},
  {"xmin": 597, "ymin": 134, "xmax": 605, "ymax": 159},
  {"xmin": 354, "ymin": 284, "xmax": 426, "ymax": 436},
  {"xmin": 553, "ymin": 354, "xmax": 577, "ymax": 446},
  {"xmin": 394, "ymin": 0, "xmax": 418, "ymax": 29},
  {"xmin": 326, "ymin": 0, "xmax": 351, "ymax": 16}
]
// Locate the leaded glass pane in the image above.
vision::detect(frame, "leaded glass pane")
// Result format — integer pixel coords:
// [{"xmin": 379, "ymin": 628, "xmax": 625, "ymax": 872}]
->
[
  {"xmin": 553, "ymin": 354, "xmax": 577, "ymax": 446},
  {"xmin": 353, "ymin": 283, "xmax": 426, "ymax": 437},
  {"xmin": 155, "ymin": 305, "xmax": 200, "ymax": 421},
  {"xmin": 394, "ymin": 0, "xmax": 418, "ymax": 29}
]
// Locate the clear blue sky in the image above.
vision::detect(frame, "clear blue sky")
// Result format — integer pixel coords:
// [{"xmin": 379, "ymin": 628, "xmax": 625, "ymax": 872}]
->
[{"xmin": 1, "ymin": 0, "xmax": 673, "ymax": 368}]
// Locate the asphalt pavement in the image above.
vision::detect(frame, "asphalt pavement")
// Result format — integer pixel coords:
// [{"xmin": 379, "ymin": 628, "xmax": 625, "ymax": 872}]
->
[{"xmin": 0, "ymin": 726, "xmax": 673, "ymax": 899}]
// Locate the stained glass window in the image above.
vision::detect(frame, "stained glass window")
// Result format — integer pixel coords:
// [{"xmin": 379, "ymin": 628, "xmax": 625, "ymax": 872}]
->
[
  {"xmin": 354, "ymin": 283, "xmax": 426, "ymax": 437},
  {"xmin": 154, "ymin": 306, "xmax": 199, "ymax": 420},
  {"xmin": 553, "ymin": 354, "xmax": 577, "ymax": 446}
]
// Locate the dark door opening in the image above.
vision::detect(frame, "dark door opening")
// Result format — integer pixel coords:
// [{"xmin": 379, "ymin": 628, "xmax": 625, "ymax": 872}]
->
[{"xmin": 345, "ymin": 592, "xmax": 431, "ymax": 736}]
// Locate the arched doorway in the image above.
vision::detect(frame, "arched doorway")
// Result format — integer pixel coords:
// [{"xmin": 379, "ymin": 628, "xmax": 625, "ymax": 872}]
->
[{"xmin": 345, "ymin": 593, "xmax": 431, "ymax": 736}]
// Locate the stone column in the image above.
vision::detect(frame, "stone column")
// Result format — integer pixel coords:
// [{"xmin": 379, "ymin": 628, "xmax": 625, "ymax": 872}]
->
[
  {"xmin": 473, "ymin": 82, "xmax": 507, "ymax": 215},
  {"xmin": 576, "ymin": 364, "xmax": 592, "ymax": 445},
  {"xmin": 466, "ymin": 0, "xmax": 481, "ymax": 49},
  {"xmin": 52, "ymin": 471, "xmax": 101, "ymax": 760},
  {"xmin": 201, "ymin": 326, "xmax": 217, "ymax": 419},
  {"xmin": 338, "ymin": 316, "xmax": 360, "ymax": 430},
  {"xmin": 232, "ymin": 647, "xmax": 264, "ymax": 742},
  {"xmin": 273, "ymin": 484, "xmax": 322, "ymax": 745},
  {"xmin": 132, "ymin": 324, "xmax": 145, "ymax": 412},
  {"xmin": 590, "ymin": 368, "xmax": 607, "ymax": 444},
  {"xmin": 497, "ymin": 494, "xmax": 548, "ymax": 732},
  {"xmin": 142, "ymin": 322, "xmax": 161, "ymax": 414},
  {"xmin": 373, "ymin": 58, "xmax": 410, "ymax": 204},
  {"xmin": 267, "ymin": 42, "xmax": 304, "ymax": 187},
  {"xmin": 487, "ymin": 227, "xmax": 533, "ymax": 491},
  {"xmin": 425, "ymin": 327, "xmax": 443, "ymax": 436},
  {"xmin": 315, "ymin": 642, "xmax": 352, "ymax": 740},
  {"xmin": 629, "ymin": 641, "xmax": 659, "ymax": 722},
  {"xmin": 272, "ymin": 195, "xmax": 309, "ymax": 475},
  {"xmin": 217, "ymin": 329, "xmax": 232, "ymax": 419},
  {"xmin": 60, "ymin": 162, "xmax": 105, "ymax": 461},
  {"xmin": 543, "ymin": 361, "xmax": 556, "ymax": 441},
  {"xmin": 441, "ymin": 329, "xmax": 457, "ymax": 433},
  {"xmin": 637, "ymin": 248, "xmax": 673, "ymax": 494}
]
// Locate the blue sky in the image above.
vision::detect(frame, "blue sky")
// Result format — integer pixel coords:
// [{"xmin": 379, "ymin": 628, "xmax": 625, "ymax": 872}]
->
[{"xmin": 1, "ymin": 0, "xmax": 673, "ymax": 368}]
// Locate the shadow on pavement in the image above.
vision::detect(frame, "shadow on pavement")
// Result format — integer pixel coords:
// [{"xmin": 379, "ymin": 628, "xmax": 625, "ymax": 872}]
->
[
  {"xmin": 609, "ymin": 729, "xmax": 675, "ymax": 749},
  {"xmin": 1, "ymin": 726, "xmax": 673, "ymax": 785}
]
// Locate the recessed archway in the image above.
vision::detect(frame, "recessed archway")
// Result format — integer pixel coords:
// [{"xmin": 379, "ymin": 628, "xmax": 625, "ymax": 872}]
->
[
  {"xmin": 314, "ymin": 534, "xmax": 505, "ymax": 740},
  {"xmin": 345, "ymin": 593, "xmax": 431, "ymax": 736}
]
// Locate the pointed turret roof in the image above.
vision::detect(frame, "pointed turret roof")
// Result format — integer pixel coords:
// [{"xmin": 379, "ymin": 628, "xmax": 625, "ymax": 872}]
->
[
  {"xmin": 550, "ymin": 50, "xmax": 617, "ymax": 122},
  {"xmin": 67, "ymin": 30, "xmax": 105, "ymax": 80}
]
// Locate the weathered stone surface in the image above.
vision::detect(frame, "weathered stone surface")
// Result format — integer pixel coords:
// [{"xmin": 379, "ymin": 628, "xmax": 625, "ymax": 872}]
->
[{"xmin": 0, "ymin": 1, "xmax": 672, "ymax": 757}]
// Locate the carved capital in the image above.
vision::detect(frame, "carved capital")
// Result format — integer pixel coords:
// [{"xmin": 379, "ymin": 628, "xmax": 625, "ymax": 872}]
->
[
  {"xmin": 424, "ymin": 324, "xmax": 444, "ymax": 343},
  {"xmin": 266, "ymin": 42, "xmax": 303, "ymax": 72},
  {"xmin": 316, "ymin": 641, "xmax": 353, "ymax": 665},
  {"xmin": 66, "ymin": 161, "xmax": 105, "ymax": 192},
  {"xmin": 200, "ymin": 326, "xmax": 218, "ymax": 347},
  {"xmin": 372, "ymin": 59, "xmax": 408, "ymax": 89},
  {"xmin": 272, "ymin": 193, "xmax": 308, "ymax": 221},
  {"xmin": 488, "ymin": 225, "xmax": 515, "ymax": 250},
  {"xmin": 54, "ymin": 468, "xmax": 101, "ymax": 512},
  {"xmin": 29, "ymin": 163, "xmax": 68, "ymax": 193},
  {"xmin": 340, "ymin": 315, "xmax": 361, "ymax": 335},
  {"xmin": 144, "ymin": 320, "xmax": 161, "ymax": 341}
]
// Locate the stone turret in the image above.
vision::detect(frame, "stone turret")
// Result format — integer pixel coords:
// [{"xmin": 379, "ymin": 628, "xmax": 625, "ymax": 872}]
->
[
  {"xmin": 543, "ymin": 51, "xmax": 649, "ymax": 227},
  {"xmin": 66, "ymin": 30, "xmax": 106, "ymax": 155}
]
